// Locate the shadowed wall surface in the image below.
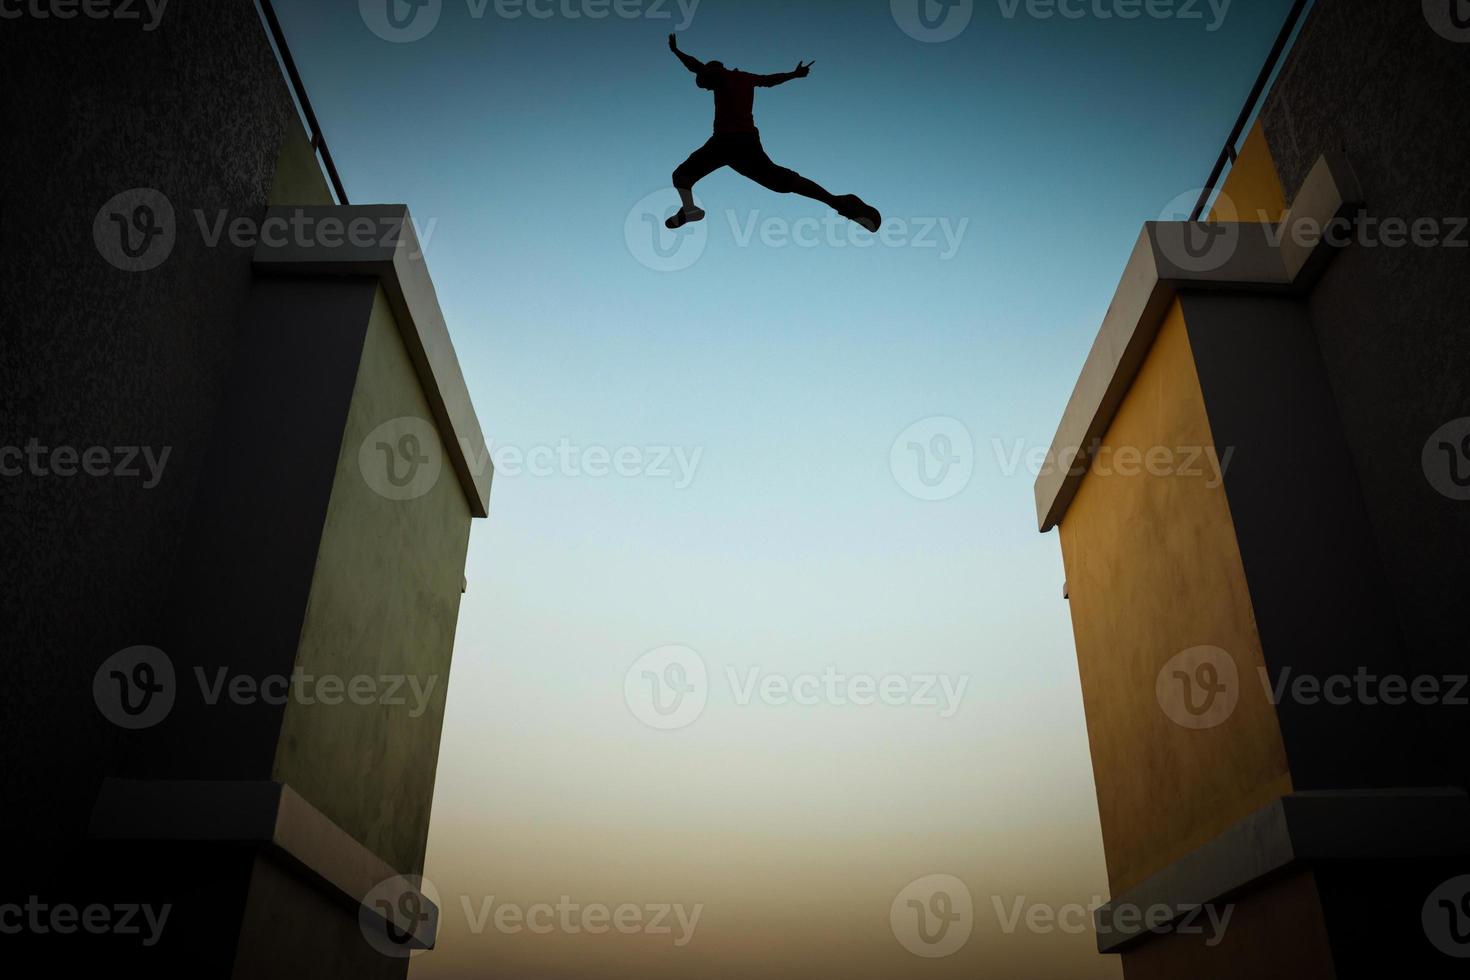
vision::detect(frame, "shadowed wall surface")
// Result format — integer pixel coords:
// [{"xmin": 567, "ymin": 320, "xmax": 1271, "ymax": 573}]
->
[
  {"xmin": 1259, "ymin": 0, "xmax": 1470, "ymax": 785},
  {"xmin": 0, "ymin": 0, "xmax": 298, "ymax": 837}
]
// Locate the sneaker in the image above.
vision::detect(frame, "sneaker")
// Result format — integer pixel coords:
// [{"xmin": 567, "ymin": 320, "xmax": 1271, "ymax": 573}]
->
[
  {"xmin": 836, "ymin": 195, "xmax": 881, "ymax": 233},
  {"xmin": 665, "ymin": 206, "xmax": 706, "ymax": 230}
]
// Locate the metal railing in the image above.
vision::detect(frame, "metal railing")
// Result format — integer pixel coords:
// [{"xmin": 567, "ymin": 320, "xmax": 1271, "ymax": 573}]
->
[
  {"xmin": 256, "ymin": 0, "xmax": 350, "ymax": 206},
  {"xmin": 1190, "ymin": 0, "xmax": 1312, "ymax": 220},
  {"xmin": 255, "ymin": 0, "xmax": 1307, "ymax": 220}
]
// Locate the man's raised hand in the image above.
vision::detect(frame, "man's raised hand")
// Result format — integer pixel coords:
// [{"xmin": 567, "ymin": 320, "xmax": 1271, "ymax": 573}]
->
[
  {"xmin": 794, "ymin": 60, "xmax": 814, "ymax": 78},
  {"xmin": 669, "ymin": 33, "xmax": 679, "ymax": 51}
]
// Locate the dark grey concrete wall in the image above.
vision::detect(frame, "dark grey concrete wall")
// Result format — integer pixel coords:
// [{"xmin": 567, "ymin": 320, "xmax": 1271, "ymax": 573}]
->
[
  {"xmin": 129, "ymin": 277, "xmax": 379, "ymax": 783},
  {"xmin": 0, "ymin": 1, "xmax": 297, "ymax": 836},
  {"xmin": 1259, "ymin": 0, "xmax": 1470, "ymax": 787},
  {"xmin": 1181, "ymin": 292, "xmax": 1451, "ymax": 791}
]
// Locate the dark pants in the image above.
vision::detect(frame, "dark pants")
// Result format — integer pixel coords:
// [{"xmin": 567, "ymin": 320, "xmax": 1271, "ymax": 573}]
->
[{"xmin": 673, "ymin": 132, "xmax": 819, "ymax": 199}]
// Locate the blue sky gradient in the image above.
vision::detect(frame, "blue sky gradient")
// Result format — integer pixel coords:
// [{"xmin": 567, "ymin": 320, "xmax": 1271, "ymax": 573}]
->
[{"xmin": 272, "ymin": 1, "xmax": 1298, "ymax": 975}]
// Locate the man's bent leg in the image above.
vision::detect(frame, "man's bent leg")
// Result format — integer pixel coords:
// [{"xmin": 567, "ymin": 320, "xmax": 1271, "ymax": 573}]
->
[{"xmin": 669, "ymin": 139, "xmax": 726, "ymax": 227}]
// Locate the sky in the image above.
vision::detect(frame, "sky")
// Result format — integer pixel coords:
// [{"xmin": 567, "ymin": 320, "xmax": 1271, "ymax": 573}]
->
[{"xmin": 273, "ymin": 0, "xmax": 1299, "ymax": 975}]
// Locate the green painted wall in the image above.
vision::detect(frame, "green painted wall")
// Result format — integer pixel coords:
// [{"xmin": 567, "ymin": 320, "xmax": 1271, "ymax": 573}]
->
[
  {"xmin": 272, "ymin": 286, "xmax": 474, "ymax": 876},
  {"xmin": 267, "ymin": 115, "xmax": 334, "ymax": 207}
]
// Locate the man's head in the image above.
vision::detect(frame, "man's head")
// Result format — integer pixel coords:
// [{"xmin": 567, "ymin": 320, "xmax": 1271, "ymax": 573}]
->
[{"xmin": 696, "ymin": 62, "xmax": 727, "ymax": 90}]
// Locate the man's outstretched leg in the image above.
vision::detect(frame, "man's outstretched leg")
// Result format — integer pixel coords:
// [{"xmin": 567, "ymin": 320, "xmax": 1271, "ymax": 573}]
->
[{"xmin": 731, "ymin": 140, "xmax": 882, "ymax": 233}]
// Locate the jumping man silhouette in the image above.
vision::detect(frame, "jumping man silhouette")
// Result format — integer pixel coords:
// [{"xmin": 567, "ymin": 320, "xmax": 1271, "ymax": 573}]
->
[{"xmin": 665, "ymin": 34, "xmax": 882, "ymax": 234}]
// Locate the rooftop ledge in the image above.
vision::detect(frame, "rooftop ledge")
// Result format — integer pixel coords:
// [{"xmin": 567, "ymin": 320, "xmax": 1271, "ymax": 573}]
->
[
  {"xmin": 1034, "ymin": 153, "xmax": 1362, "ymax": 532},
  {"xmin": 252, "ymin": 204, "xmax": 492, "ymax": 520},
  {"xmin": 90, "ymin": 778, "xmax": 439, "ymax": 949}
]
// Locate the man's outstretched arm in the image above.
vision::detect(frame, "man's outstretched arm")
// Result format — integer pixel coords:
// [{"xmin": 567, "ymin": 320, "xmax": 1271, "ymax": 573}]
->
[
  {"xmin": 753, "ymin": 60, "xmax": 814, "ymax": 87},
  {"xmin": 668, "ymin": 34, "xmax": 705, "ymax": 74}
]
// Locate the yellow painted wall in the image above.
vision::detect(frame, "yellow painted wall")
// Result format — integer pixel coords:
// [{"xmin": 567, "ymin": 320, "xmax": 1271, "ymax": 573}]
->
[
  {"xmin": 1058, "ymin": 301, "xmax": 1291, "ymax": 894},
  {"xmin": 1210, "ymin": 121, "xmax": 1287, "ymax": 223}
]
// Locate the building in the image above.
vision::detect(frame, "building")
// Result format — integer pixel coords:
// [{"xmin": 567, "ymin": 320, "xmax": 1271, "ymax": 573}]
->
[
  {"xmin": 1, "ymin": 2, "xmax": 488, "ymax": 975},
  {"xmin": 1034, "ymin": 2, "xmax": 1470, "ymax": 976}
]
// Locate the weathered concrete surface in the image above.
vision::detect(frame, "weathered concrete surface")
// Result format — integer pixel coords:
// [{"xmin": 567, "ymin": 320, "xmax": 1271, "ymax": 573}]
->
[
  {"xmin": 0, "ymin": 0, "xmax": 298, "ymax": 838},
  {"xmin": 1260, "ymin": 0, "xmax": 1470, "ymax": 786},
  {"xmin": 274, "ymin": 287, "xmax": 473, "ymax": 877}
]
